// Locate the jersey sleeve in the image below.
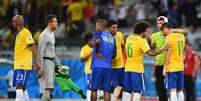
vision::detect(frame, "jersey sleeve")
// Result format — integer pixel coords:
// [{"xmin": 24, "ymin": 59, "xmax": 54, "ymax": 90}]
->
[
  {"xmin": 141, "ymin": 39, "xmax": 151, "ymax": 53},
  {"xmin": 93, "ymin": 32, "xmax": 100, "ymax": 40},
  {"xmin": 23, "ymin": 30, "xmax": 35, "ymax": 45},
  {"xmin": 80, "ymin": 47, "xmax": 86, "ymax": 59},
  {"xmin": 120, "ymin": 32, "xmax": 124, "ymax": 45}
]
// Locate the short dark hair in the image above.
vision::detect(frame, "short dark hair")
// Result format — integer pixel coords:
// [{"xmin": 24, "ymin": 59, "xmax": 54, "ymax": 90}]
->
[
  {"xmin": 160, "ymin": 23, "xmax": 172, "ymax": 31},
  {"xmin": 133, "ymin": 22, "xmax": 150, "ymax": 35},
  {"xmin": 84, "ymin": 33, "xmax": 93, "ymax": 43},
  {"xmin": 45, "ymin": 14, "xmax": 57, "ymax": 25},
  {"xmin": 106, "ymin": 20, "xmax": 118, "ymax": 28}
]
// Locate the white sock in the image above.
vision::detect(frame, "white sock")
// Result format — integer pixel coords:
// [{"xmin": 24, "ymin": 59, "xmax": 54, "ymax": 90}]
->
[
  {"xmin": 122, "ymin": 91, "xmax": 131, "ymax": 101},
  {"xmin": 87, "ymin": 90, "xmax": 91, "ymax": 101},
  {"xmin": 42, "ymin": 90, "xmax": 51, "ymax": 101},
  {"xmin": 97, "ymin": 90, "xmax": 103, "ymax": 99},
  {"xmin": 24, "ymin": 90, "xmax": 30, "ymax": 101},
  {"xmin": 133, "ymin": 92, "xmax": 141, "ymax": 101},
  {"xmin": 170, "ymin": 91, "xmax": 178, "ymax": 101},
  {"xmin": 178, "ymin": 91, "xmax": 184, "ymax": 101},
  {"xmin": 111, "ymin": 93, "xmax": 114, "ymax": 101},
  {"xmin": 15, "ymin": 89, "xmax": 24, "ymax": 101}
]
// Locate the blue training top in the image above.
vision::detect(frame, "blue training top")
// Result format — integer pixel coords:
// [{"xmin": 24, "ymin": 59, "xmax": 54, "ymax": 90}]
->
[{"xmin": 91, "ymin": 31, "xmax": 116, "ymax": 69}]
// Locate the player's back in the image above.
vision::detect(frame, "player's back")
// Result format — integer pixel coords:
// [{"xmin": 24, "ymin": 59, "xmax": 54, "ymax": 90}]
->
[
  {"xmin": 166, "ymin": 33, "xmax": 185, "ymax": 72},
  {"xmin": 91, "ymin": 31, "xmax": 116, "ymax": 69},
  {"xmin": 125, "ymin": 35, "xmax": 150, "ymax": 73}
]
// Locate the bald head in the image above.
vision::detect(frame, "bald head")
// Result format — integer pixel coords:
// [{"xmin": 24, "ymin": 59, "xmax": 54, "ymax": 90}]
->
[{"xmin": 12, "ymin": 15, "xmax": 24, "ymax": 31}]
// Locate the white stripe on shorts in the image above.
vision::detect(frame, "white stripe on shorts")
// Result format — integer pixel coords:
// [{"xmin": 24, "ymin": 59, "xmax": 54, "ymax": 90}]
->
[
  {"xmin": 23, "ymin": 70, "xmax": 26, "ymax": 86},
  {"xmin": 141, "ymin": 73, "xmax": 145, "ymax": 91}
]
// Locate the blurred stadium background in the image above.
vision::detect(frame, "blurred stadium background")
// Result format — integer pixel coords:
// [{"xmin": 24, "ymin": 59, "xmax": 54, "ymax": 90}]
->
[{"xmin": 0, "ymin": 0, "xmax": 201, "ymax": 100}]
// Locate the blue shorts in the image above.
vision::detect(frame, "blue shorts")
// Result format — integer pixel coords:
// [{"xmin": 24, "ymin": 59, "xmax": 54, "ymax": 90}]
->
[
  {"xmin": 165, "ymin": 71, "xmax": 184, "ymax": 90},
  {"xmin": 124, "ymin": 72, "xmax": 145, "ymax": 93},
  {"xmin": 13, "ymin": 69, "xmax": 30, "ymax": 87},
  {"xmin": 86, "ymin": 73, "xmax": 91, "ymax": 89},
  {"xmin": 90, "ymin": 68, "xmax": 112, "ymax": 92},
  {"xmin": 111, "ymin": 68, "xmax": 124, "ymax": 89}
]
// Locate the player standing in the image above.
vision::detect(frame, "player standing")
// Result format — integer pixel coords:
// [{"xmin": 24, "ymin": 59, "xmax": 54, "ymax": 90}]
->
[
  {"xmin": 90, "ymin": 19, "xmax": 116, "ymax": 101},
  {"xmin": 38, "ymin": 14, "xmax": 61, "ymax": 101},
  {"xmin": 12, "ymin": 15, "xmax": 42, "ymax": 101},
  {"xmin": 124, "ymin": 22, "xmax": 168, "ymax": 101},
  {"xmin": 80, "ymin": 33, "xmax": 93, "ymax": 101},
  {"xmin": 161, "ymin": 23, "xmax": 185, "ymax": 101},
  {"xmin": 106, "ymin": 20, "xmax": 125, "ymax": 101}
]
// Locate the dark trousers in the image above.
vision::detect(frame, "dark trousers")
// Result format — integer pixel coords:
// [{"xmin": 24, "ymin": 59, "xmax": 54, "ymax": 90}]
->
[
  {"xmin": 184, "ymin": 75, "xmax": 196, "ymax": 101},
  {"xmin": 154, "ymin": 66, "xmax": 168, "ymax": 101}
]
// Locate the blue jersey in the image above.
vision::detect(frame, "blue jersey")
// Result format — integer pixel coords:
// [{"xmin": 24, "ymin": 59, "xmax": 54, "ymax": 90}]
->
[{"xmin": 91, "ymin": 31, "xmax": 116, "ymax": 69}]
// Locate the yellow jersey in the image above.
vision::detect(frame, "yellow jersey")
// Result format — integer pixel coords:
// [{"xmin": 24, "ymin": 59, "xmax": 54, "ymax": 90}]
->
[
  {"xmin": 80, "ymin": 44, "xmax": 93, "ymax": 74},
  {"xmin": 112, "ymin": 31, "xmax": 124, "ymax": 68},
  {"xmin": 125, "ymin": 35, "xmax": 151, "ymax": 73},
  {"xmin": 14, "ymin": 28, "xmax": 35, "ymax": 70},
  {"xmin": 67, "ymin": 2, "xmax": 84, "ymax": 21},
  {"xmin": 166, "ymin": 33, "xmax": 185, "ymax": 72}
]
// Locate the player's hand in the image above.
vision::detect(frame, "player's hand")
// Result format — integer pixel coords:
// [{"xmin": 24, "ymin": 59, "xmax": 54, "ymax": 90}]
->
[
  {"xmin": 164, "ymin": 44, "xmax": 170, "ymax": 50},
  {"xmin": 163, "ymin": 66, "xmax": 167, "ymax": 77},
  {"xmin": 96, "ymin": 52, "xmax": 104, "ymax": 59},
  {"xmin": 33, "ymin": 64, "xmax": 43, "ymax": 79}
]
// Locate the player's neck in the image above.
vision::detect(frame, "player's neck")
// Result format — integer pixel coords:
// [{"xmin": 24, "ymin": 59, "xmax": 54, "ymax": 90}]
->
[{"xmin": 47, "ymin": 27, "xmax": 54, "ymax": 32}]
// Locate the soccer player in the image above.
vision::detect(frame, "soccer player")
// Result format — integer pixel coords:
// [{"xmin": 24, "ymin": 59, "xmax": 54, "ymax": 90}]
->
[
  {"xmin": 151, "ymin": 16, "xmax": 187, "ymax": 101},
  {"xmin": 124, "ymin": 22, "xmax": 168, "ymax": 101},
  {"xmin": 38, "ymin": 14, "xmax": 61, "ymax": 101},
  {"xmin": 106, "ymin": 20, "xmax": 125, "ymax": 101},
  {"xmin": 161, "ymin": 23, "xmax": 185, "ymax": 101},
  {"xmin": 80, "ymin": 33, "xmax": 93, "ymax": 101},
  {"xmin": 90, "ymin": 19, "xmax": 116, "ymax": 101},
  {"xmin": 184, "ymin": 41, "xmax": 199, "ymax": 101},
  {"xmin": 12, "ymin": 15, "xmax": 42, "ymax": 101}
]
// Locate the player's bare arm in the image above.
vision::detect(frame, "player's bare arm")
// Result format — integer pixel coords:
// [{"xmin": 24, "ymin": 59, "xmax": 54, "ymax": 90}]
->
[
  {"xmin": 163, "ymin": 45, "xmax": 171, "ymax": 76},
  {"xmin": 172, "ymin": 28, "xmax": 186, "ymax": 34},
  {"xmin": 146, "ymin": 44, "xmax": 169, "ymax": 56},
  {"xmin": 29, "ymin": 44, "xmax": 43, "ymax": 78}
]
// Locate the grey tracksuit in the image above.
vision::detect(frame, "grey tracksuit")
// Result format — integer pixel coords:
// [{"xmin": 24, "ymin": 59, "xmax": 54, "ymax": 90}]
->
[{"xmin": 38, "ymin": 28, "xmax": 60, "ymax": 89}]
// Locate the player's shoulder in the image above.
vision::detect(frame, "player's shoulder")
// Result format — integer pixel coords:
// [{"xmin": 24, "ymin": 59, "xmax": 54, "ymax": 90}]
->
[
  {"xmin": 94, "ymin": 31, "xmax": 101, "ymax": 36},
  {"xmin": 40, "ymin": 29, "xmax": 49, "ymax": 37},
  {"xmin": 126, "ymin": 35, "xmax": 142, "ymax": 41},
  {"xmin": 151, "ymin": 31, "xmax": 161, "ymax": 37},
  {"xmin": 126, "ymin": 35, "xmax": 134, "ymax": 40},
  {"xmin": 172, "ymin": 32, "xmax": 185, "ymax": 39},
  {"xmin": 21, "ymin": 28, "xmax": 32, "ymax": 34},
  {"xmin": 81, "ymin": 44, "xmax": 89, "ymax": 50},
  {"xmin": 116, "ymin": 31, "xmax": 123, "ymax": 36}
]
